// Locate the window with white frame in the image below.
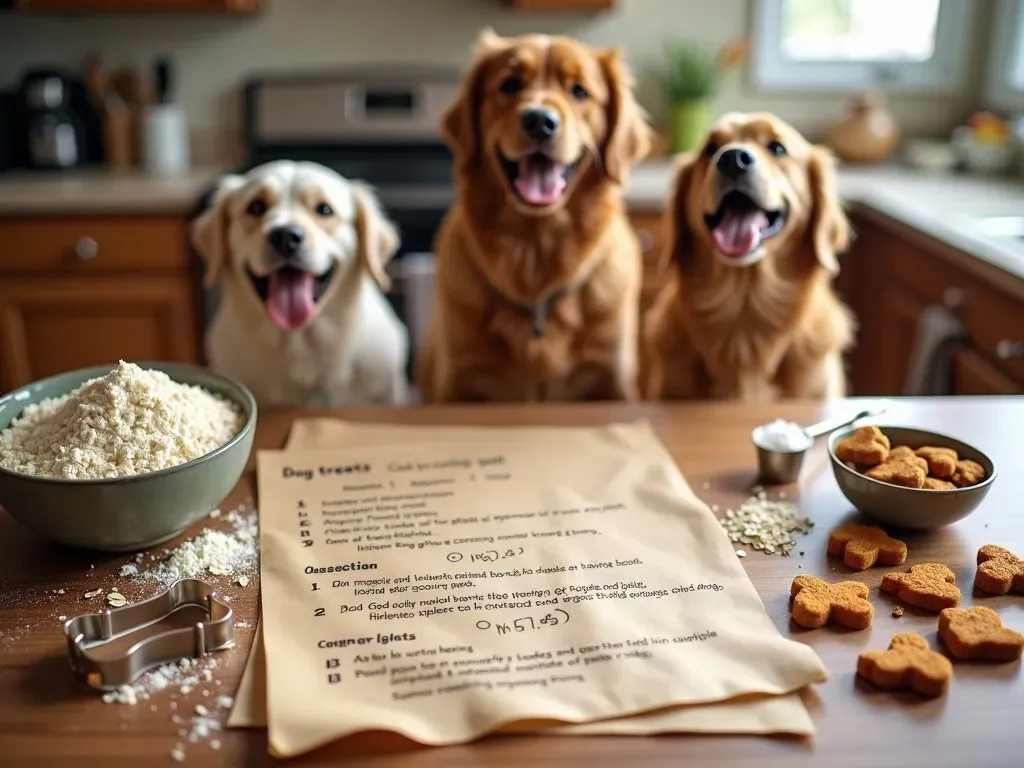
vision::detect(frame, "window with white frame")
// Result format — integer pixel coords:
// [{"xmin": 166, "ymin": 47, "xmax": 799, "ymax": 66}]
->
[
  {"xmin": 751, "ymin": 0, "xmax": 973, "ymax": 93},
  {"xmin": 986, "ymin": 0, "xmax": 1024, "ymax": 111}
]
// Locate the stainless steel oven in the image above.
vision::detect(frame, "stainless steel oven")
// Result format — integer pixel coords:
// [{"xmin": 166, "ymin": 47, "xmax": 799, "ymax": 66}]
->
[{"xmin": 196, "ymin": 67, "xmax": 458, "ymax": 382}]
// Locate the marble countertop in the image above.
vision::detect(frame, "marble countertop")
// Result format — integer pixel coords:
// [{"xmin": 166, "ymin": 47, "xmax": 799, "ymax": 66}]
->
[{"xmin": 1, "ymin": 160, "xmax": 1022, "ymax": 280}]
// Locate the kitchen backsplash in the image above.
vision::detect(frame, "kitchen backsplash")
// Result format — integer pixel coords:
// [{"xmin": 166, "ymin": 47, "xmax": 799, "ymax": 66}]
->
[{"xmin": 0, "ymin": 0, "xmax": 996, "ymax": 165}]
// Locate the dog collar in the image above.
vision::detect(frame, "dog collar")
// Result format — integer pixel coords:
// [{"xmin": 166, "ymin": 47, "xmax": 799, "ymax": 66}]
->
[{"xmin": 487, "ymin": 261, "xmax": 602, "ymax": 339}]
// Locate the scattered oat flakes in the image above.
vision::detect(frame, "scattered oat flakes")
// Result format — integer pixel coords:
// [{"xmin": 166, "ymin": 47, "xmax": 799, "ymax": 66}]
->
[
  {"xmin": 180, "ymin": 685, "xmax": 193, "ymax": 695},
  {"xmin": 211, "ymin": 739, "xmax": 222, "ymax": 750},
  {"xmin": 217, "ymin": 695, "xmax": 234, "ymax": 709},
  {"xmin": 718, "ymin": 493, "xmax": 813, "ymax": 556},
  {"xmin": 106, "ymin": 592, "xmax": 127, "ymax": 608},
  {"xmin": 892, "ymin": 606, "xmax": 905, "ymax": 618},
  {"xmin": 195, "ymin": 704, "xmax": 209, "ymax": 716},
  {"xmin": 170, "ymin": 744, "xmax": 186, "ymax": 762},
  {"xmin": 57, "ymin": 615, "xmax": 66, "ymax": 621},
  {"xmin": 210, "ymin": 509, "xmax": 221, "ymax": 518},
  {"xmin": 57, "ymin": 588, "xmax": 65, "ymax": 594},
  {"xmin": 237, "ymin": 575, "xmax": 249, "ymax": 588},
  {"xmin": 735, "ymin": 549, "xmax": 747, "ymax": 558},
  {"xmin": 84, "ymin": 588, "xmax": 103, "ymax": 599}
]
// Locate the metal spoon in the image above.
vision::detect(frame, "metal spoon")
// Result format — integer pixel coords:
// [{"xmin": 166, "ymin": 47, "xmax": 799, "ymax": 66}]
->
[{"xmin": 752, "ymin": 400, "xmax": 891, "ymax": 485}]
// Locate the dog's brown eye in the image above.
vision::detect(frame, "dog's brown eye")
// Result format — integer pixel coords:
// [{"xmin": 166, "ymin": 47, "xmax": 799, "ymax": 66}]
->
[
  {"xmin": 315, "ymin": 202, "xmax": 333, "ymax": 217},
  {"xmin": 767, "ymin": 140, "xmax": 787, "ymax": 157},
  {"xmin": 703, "ymin": 142, "xmax": 720, "ymax": 158},
  {"xmin": 246, "ymin": 198, "xmax": 267, "ymax": 216},
  {"xmin": 570, "ymin": 83, "xmax": 588, "ymax": 101},
  {"xmin": 499, "ymin": 75, "xmax": 523, "ymax": 95}
]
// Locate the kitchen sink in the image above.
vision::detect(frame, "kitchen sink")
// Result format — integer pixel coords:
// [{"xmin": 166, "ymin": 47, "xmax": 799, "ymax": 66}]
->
[{"xmin": 969, "ymin": 215, "xmax": 1024, "ymax": 240}]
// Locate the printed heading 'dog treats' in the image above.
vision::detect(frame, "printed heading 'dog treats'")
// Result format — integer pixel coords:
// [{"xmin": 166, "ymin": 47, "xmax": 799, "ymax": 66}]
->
[
  {"xmin": 938, "ymin": 606, "xmax": 1024, "ymax": 663},
  {"xmin": 857, "ymin": 632, "xmax": 953, "ymax": 698}
]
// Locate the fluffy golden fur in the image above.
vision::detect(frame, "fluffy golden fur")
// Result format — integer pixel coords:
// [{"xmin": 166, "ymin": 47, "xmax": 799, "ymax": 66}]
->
[
  {"xmin": 191, "ymin": 160, "xmax": 409, "ymax": 407},
  {"xmin": 417, "ymin": 29, "xmax": 652, "ymax": 402},
  {"xmin": 642, "ymin": 112, "xmax": 854, "ymax": 403}
]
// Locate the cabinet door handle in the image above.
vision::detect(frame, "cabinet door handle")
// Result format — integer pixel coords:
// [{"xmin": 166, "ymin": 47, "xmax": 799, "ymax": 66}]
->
[
  {"xmin": 74, "ymin": 237, "xmax": 98, "ymax": 261},
  {"xmin": 996, "ymin": 339, "xmax": 1024, "ymax": 359}
]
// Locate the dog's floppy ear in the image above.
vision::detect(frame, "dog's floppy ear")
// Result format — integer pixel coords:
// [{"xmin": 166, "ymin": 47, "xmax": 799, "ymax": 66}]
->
[
  {"xmin": 808, "ymin": 146, "xmax": 851, "ymax": 276},
  {"xmin": 661, "ymin": 150, "xmax": 699, "ymax": 273},
  {"xmin": 352, "ymin": 181, "xmax": 400, "ymax": 292},
  {"xmin": 442, "ymin": 27, "xmax": 508, "ymax": 172},
  {"xmin": 599, "ymin": 48, "xmax": 652, "ymax": 185},
  {"xmin": 191, "ymin": 174, "xmax": 245, "ymax": 289}
]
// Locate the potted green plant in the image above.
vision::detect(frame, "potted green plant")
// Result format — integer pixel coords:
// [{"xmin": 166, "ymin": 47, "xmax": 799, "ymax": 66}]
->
[{"xmin": 654, "ymin": 38, "xmax": 746, "ymax": 154}]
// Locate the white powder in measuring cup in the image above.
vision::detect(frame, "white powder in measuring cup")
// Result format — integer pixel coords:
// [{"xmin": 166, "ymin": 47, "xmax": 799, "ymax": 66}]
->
[
  {"xmin": 0, "ymin": 360, "xmax": 244, "ymax": 480},
  {"xmin": 754, "ymin": 419, "xmax": 812, "ymax": 453}
]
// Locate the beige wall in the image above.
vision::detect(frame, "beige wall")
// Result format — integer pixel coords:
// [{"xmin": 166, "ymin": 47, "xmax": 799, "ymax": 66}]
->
[{"xmin": 0, "ymin": 0, "xmax": 994, "ymax": 163}]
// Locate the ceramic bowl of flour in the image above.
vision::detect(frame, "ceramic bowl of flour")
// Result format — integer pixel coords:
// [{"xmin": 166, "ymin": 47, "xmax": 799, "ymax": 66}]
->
[{"xmin": 0, "ymin": 362, "xmax": 256, "ymax": 552}]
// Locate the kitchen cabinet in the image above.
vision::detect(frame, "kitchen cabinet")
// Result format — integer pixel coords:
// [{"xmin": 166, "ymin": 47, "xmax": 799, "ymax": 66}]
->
[
  {"xmin": 0, "ymin": 215, "xmax": 201, "ymax": 393},
  {"xmin": 15, "ymin": 0, "xmax": 262, "ymax": 14},
  {"xmin": 841, "ymin": 205, "xmax": 1024, "ymax": 396},
  {"xmin": 508, "ymin": 0, "xmax": 616, "ymax": 11}
]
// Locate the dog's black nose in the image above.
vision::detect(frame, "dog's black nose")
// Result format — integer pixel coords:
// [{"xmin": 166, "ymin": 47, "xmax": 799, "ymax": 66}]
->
[
  {"xmin": 521, "ymin": 107, "xmax": 560, "ymax": 142},
  {"xmin": 267, "ymin": 225, "xmax": 305, "ymax": 257},
  {"xmin": 717, "ymin": 147, "xmax": 756, "ymax": 180}
]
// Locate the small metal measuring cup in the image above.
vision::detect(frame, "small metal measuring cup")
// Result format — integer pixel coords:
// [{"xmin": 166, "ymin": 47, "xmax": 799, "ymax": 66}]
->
[{"xmin": 752, "ymin": 401, "xmax": 890, "ymax": 485}]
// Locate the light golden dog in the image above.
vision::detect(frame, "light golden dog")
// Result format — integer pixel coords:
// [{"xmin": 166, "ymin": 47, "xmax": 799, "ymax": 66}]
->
[
  {"xmin": 642, "ymin": 112, "xmax": 854, "ymax": 403},
  {"xmin": 191, "ymin": 160, "xmax": 409, "ymax": 407},
  {"xmin": 417, "ymin": 29, "xmax": 652, "ymax": 402}
]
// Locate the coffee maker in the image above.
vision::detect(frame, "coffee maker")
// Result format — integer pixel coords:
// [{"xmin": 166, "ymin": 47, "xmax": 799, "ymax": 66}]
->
[{"xmin": 18, "ymin": 68, "xmax": 88, "ymax": 170}]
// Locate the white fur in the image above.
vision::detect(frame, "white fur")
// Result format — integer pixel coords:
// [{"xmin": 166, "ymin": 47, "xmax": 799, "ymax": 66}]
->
[{"xmin": 192, "ymin": 160, "xmax": 410, "ymax": 407}]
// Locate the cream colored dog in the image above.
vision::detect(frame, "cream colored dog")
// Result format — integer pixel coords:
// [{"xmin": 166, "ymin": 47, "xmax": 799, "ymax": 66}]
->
[{"xmin": 191, "ymin": 160, "xmax": 410, "ymax": 407}]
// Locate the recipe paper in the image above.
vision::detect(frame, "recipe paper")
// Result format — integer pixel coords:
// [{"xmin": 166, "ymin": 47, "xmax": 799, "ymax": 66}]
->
[
  {"xmin": 229, "ymin": 421, "xmax": 817, "ymax": 737},
  {"xmin": 255, "ymin": 420, "xmax": 827, "ymax": 756}
]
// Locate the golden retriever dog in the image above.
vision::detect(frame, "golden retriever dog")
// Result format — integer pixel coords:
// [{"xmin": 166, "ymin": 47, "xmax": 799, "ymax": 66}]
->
[
  {"xmin": 642, "ymin": 112, "xmax": 854, "ymax": 403},
  {"xmin": 191, "ymin": 160, "xmax": 410, "ymax": 407},
  {"xmin": 417, "ymin": 29, "xmax": 652, "ymax": 402}
]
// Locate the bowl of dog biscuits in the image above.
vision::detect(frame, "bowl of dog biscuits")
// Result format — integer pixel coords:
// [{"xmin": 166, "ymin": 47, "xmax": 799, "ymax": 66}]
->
[{"xmin": 827, "ymin": 425, "xmax": 997, "ymax": 530}]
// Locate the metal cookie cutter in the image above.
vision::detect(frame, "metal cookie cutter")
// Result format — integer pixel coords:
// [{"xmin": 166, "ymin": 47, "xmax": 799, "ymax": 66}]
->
[{"xmin": 63, "ymin": 578, "xmax": 234, "ymax": 691}]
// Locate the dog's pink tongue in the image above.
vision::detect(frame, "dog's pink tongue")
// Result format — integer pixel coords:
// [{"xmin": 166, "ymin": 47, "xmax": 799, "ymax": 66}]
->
[
  {"xmin": 514, "ymin": 157, "xmax": 566, "ymax": 206},
  {"xmin": 266, "ymin": 269, "xmax": 316, "ymax": 330},
  {"xmin": 712, "ymin": 208, "xmax": 769, "ymax": 258}
]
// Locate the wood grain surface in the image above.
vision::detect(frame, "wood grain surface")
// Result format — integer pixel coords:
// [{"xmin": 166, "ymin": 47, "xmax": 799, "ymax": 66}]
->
[{"xmin": 0, "ymin": 397, "xmax": 1021, "ymax": 767}]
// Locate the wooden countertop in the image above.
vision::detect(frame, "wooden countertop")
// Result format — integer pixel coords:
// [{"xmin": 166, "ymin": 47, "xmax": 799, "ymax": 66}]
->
[{"xmin": 0, "ymin": 398, "xmax": 1021, "ymax": 767}]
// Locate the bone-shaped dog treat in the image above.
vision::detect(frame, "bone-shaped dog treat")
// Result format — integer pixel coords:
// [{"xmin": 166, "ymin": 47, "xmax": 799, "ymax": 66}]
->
[
  {"xmin": 834, "ymin": 426, "xmax": 890, "ymax": 466},
  {"xmin": 951, "ymin": 459, "xmax": 986, "ymax": 488},
  {"xmin": 880, "ymin": 563, "xmax": 961, "ymax": 612},
  {"xmin": 914, "ymin": 446, "xmax": 958, "ymax": 479},
  {"xmin": 827, "ymin": 523, "xmax": 907, "ymax": 571},
  {"xmin": 790, "ymin": 575, "xmax": 873, "ymax": 630},
  {"xmin": 857, "ymin": 632, "xmax": 953, "ymax": 698},
  {"xmin": 938, "ymin": 606, "xmax": 1024, "ymax": 663},
  {"xmin": 975, "ymin": 544, "xmax": 1024, "ymax": 596}
]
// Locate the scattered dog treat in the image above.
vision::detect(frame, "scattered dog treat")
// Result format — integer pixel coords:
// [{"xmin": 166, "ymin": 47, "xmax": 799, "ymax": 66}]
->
[
  {"xmin": 938, "ymin": 606, "xmax": 1024, "ymax": 663},
  {"xmin": 975, "ymin": 544, "xmax": 1024, "ymax": 596},
  {"xmin": 865, "ymin": 459, "xmax": 926, "ymax": 488},
  {"xmin": 881, "ymin": 563, "xmax": 961, "ymax": 612},
  {"xmin": 827, "ymin": 523, "xmax": 907, "ymax": 570},
  {"xmin": 923, "ymin": 478, "xmax": 957, "ymax": 490},
  {"xmin": 83, "ymin": 588, "xmax": 104, "ymax": 599},
  {"xmin": 915, "ymin": 446, "xmax": 958, "ymax": 478},
  {"xmin": 891, "ymin": 606, "xmax": 904, "ymax": 618},
  {"xmin": 835, "ymin": 426, "xmax": 890, "ymax": 465},
  {"xmin": 952, "ymin": 459, "xmax": 986, "ymax": 488},
  {"xmin": 790, "ymin": 575, "xmax": 873, "ymax": 630},
  {"xmin": 856, "ymin": 632, "xmax": 953, "ymax": 698}
]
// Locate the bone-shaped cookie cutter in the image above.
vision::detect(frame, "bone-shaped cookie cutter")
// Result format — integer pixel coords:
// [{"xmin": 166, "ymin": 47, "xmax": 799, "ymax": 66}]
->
[{"xmin": 63, "ymin": 578, "xmax": 234, "ymax": 691}]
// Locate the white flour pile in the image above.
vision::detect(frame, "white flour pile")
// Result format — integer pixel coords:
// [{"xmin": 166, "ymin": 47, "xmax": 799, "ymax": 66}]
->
[{"xmin": 0, "ymin": 360, "xmax": 244, "ymax": 479}]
